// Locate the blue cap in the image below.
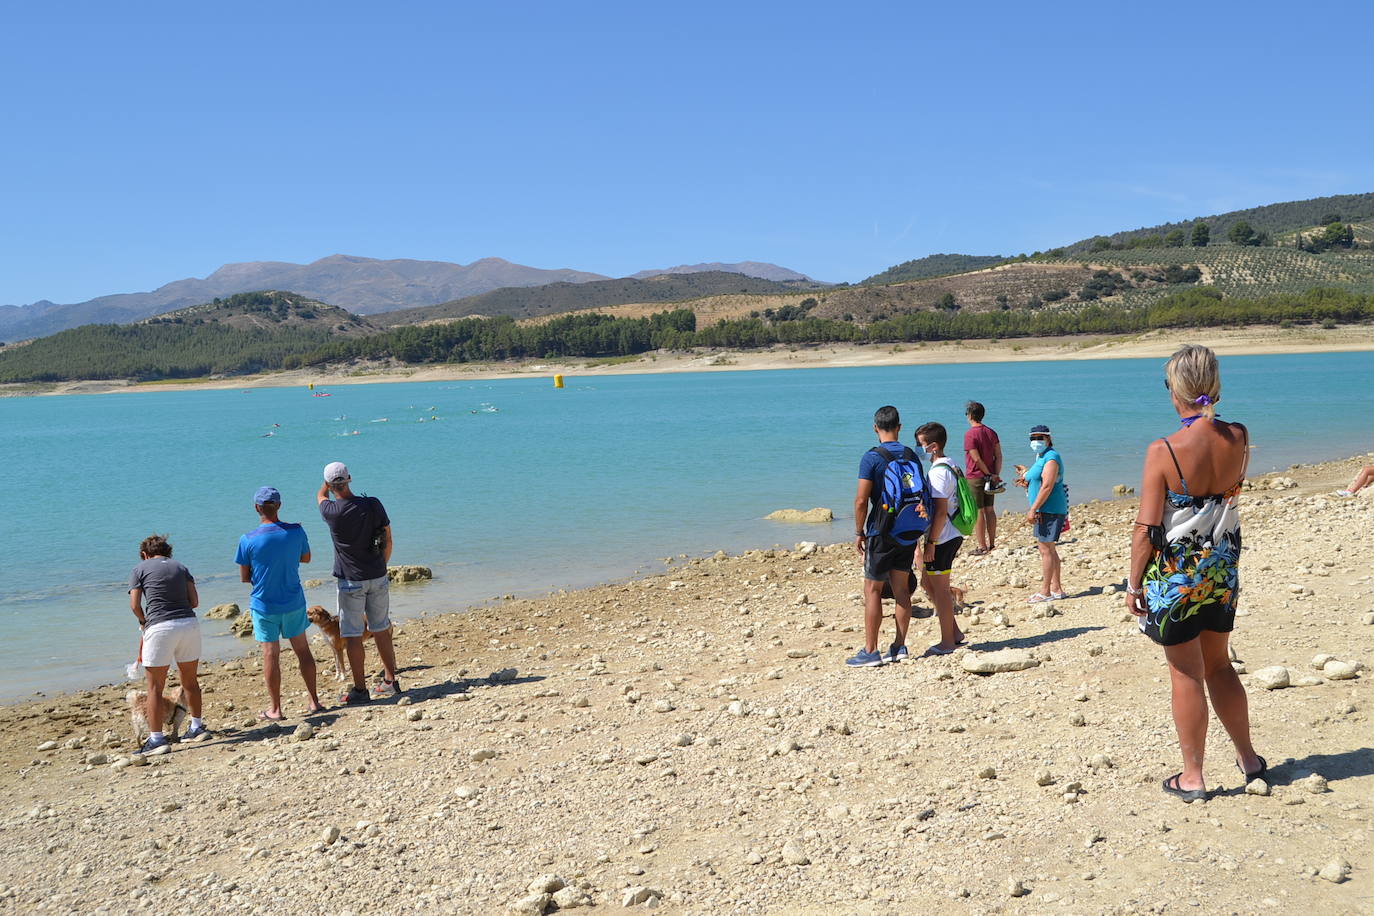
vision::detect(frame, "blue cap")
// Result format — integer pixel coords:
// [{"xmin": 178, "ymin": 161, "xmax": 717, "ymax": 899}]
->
[
  {"xmin": 1029, "ymin": 424, "xmax": 1051, "ymax": 436},
  {"xmin": 254, "ymin": 486, "xmax": 282, "ymax": 506}
]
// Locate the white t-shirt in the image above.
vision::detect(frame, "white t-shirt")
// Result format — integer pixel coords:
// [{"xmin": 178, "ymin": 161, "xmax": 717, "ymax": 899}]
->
[{"xmin": 928, "ymin": 458, "xmax": 962, "ymax": 545}]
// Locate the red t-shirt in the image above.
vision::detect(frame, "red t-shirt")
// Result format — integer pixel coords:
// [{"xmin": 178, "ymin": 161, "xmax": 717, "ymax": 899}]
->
[{"xmin": 963, "ymin": 424, "xmax": 1000, "ymax": 479}]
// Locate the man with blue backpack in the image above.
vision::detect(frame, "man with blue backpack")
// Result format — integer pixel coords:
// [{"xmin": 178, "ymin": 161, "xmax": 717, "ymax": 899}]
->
[{"xmin": 850, "ymin": 406, "xmax": 930, "ymax": 667}]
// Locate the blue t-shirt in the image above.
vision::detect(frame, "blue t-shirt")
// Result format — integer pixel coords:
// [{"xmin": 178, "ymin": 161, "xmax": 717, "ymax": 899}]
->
[
  {"xmin": 858, "ymin": 440, "xmax": 915, "ymax": 537},
  {"xmin": 234, "ymin": 522, "xmax": 310, "ymax": 615},
  {"xmin": 1026, "ymin": 447, "xmax": 1068, "ymax": 515}
]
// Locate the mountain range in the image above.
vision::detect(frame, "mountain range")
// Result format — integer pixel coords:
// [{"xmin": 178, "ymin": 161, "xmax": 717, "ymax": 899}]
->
[{"xmin": 0, "ymin": 256, "xmax": 811, "ymax": 342}]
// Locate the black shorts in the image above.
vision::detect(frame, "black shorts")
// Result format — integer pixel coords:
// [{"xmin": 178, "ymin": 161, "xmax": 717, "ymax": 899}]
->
[
  {"xmin": 923, "ymin": 537, "xmax": 963, "ymax": 575},
  {"xmin": 864, "ymin": 535, "xmax": 916, "ymax": 581}
]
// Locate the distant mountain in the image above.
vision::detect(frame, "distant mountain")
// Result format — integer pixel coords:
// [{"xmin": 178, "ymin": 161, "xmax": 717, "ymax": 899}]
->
[
  {"xmin": 861, "ymin": 254, "xmax": 1008, "ymax": 286},
  {"xmin": 630, "ymin": 261, "xmax": 814, "ymax": 282},
  {"xmin": 0, "ymin": 291, "xmax": 380, "ymax": 383},
  {"xmin": 379, "ymin": 271, "xmax": 822, "ymax": 327},
  {"xmin": 0, "ymin": 255, "xmax": 610, "ymax": 342}
]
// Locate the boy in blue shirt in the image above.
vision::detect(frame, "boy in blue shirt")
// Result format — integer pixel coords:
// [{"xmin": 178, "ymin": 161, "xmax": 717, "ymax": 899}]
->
[{"xmin": 235, "ymin": 487, "xmax": 323, "ymax": 720}]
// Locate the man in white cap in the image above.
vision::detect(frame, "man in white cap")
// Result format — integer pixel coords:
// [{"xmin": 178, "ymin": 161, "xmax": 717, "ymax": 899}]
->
[{"xmin": 317, "ymin": 462, "xmax": 400, "ymax": 702}]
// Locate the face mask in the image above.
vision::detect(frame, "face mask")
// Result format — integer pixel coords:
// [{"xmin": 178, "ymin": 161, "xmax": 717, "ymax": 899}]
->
[{"xmin": 1030, "ymin": 440, "xmax": 1048, "ymax": 456}]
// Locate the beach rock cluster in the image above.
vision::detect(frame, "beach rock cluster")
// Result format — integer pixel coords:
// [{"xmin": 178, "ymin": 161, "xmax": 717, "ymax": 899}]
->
[
  {"xmin": 765, "ymin": 507, "xmax": 835, "ymax": 523},
  {"xmin": 386, "ymin": 564, "xmax": 433, "ymax": 583}
]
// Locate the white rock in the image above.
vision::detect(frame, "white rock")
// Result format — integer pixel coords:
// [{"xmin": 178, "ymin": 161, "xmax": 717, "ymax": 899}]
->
[
  {"xmin": 509, "ymin": 891, "xmax": 551, "ymax": 914},
  {"xmin": 469, "ymin": 748, "xmax": 497, "ymax": 762},
  {"xmin": 293, "ymin": 723, "xmax": 314, "ymax": 742},
  {"xmin": 652, "ymin": 699, "xmax": 675, "ymax": 713},
  {"xmin": 622, "ymin": 886, "xmax": 662, "ymax": 907},
  {"xmin": 570, "ymin": 695, "xmax": 590, "ymax": 708},
  {"xmin": 961, "ymin": 649, "xmax": 1040, "ymax": 674},
  {"xmin": 781, "ymin": 840, "xmax": 810, "ymax": 866},
  {"xmin": 1318, "ymin": 859, "xmax": 1351, "ymax": 884},
  {"xmin": 977, "ymin": 766, "xmax": 997, "ymax": 780},
  {"xmin": 406, "ymin": 708, "xmax": 424, "ymax": 721},
  {"xmin": 1302, "ymin": 774, "xmax": 1329, "ymax": 794},
  {"xmin": 85, "ymin": 753, "xmax": 108, "ymax": 766},
  {"xmin": 322, "ymin": 825, "xmax": 341, "ymax": 845},
  {"xmin": 1245, "ymin": 779, "xmax": 1270, "ymax": 796},
  {"xmin": 527, "ymin": 875, "xmax": 566, "ymax": 895},
  {"xmin": 1035, "ymin": 769, "xmax": 1055, "ymax": 786},
  {"xmin": 1362, "ymin": 612, "xmax": 1374, "ymax": 626},
  {"xmin": 552, "ymin": 885, "xmax": 591, "ymax": 908},
  {"xmin": 1008, "ymin": 878, "xmax": 1028, "ymax": 897},
  {"xmin": 727, "ymin": 701, "xmax": 747, "ymax": 717},
  {"xmin": 1088, "ymin": 754, "xmax": 1113, "ymax": 770},
  {"xmin": 1311, "ymin": 653, "xmax": 1335, "ymax": 670},
  {"xmin": 1323, "ymin": 660, "xmax": 1358, "ymax": 680},
  {"xmin": 1251, "ymin": 666, "xmax": 1290, "ymax": 690}
]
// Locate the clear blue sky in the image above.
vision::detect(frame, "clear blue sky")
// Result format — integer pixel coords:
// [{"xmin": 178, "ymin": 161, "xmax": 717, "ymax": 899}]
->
[{"xmin": 3, "ymin": 1, "xmax": 1370, "ymax": 305}]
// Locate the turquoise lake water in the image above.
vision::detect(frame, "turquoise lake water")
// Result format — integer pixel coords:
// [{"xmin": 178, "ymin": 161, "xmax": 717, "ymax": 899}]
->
[{"xmin": 2, "ymin": 350, "xmax": 1372, "ymax": 699}]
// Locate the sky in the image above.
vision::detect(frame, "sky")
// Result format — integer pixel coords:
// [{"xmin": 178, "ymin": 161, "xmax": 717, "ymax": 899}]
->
[{"xmin": 2, "ymin": 1, "xmax": 1371, "ymax": 305}]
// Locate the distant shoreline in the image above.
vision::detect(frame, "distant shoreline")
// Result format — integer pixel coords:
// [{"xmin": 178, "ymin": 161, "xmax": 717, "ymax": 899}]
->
[{"xmin": 8, "ymin": 323, "xmax": 1374, "ymax": 397}]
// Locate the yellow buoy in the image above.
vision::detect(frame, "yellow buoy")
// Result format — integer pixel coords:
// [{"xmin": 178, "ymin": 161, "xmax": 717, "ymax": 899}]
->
[
  {"xmin": 308, "ymin": 382, "xmax": 314, "ymax": 390},
  {"xmin": 553, "ymin": 374, "xmax": 564, "ymax": 389}
]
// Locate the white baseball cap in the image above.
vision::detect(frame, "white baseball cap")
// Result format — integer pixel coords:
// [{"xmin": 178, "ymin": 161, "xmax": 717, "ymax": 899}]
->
[{"xmin": 323, "ymin": 461, "xmax": 351, "ymax": 484}]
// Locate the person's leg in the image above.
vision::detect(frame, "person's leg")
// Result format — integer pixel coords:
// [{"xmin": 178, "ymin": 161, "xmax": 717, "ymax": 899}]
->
[
  {"xmin": 862, "ymin": 577, "xmax": 884, "ymax": 653},
  {"xmin": 1037, "ymin": 542, "xmax": 1054, "ymax": 595},
  {"xmin": 887, "ymin": 569, "xmax": 912, "ymax": 648},
  {"xmin": 921, "ymin": 570, "xmax": 963, "ymax": 650},
  {"xmin": 175, "ymin": 659, "xmax": 202, "ymax": 719},
  {"xmin": 364, "ymin": 578, "xmax": 399, "ymax": 685},
  {"xmin": 1349, "ymin": 465, "xmax": 1374, "ymax": 494},
  {"xmin": 286, "ymin": 632, "xmax": 321, "ymax": 710},
  {"xmin": 1199, "ymin": 630, "xmax": 1259, "ymax": 773},
  {"xmin": 261, "ymin": 642, "xmax": 283, "ymax": 717},
  {"xmin": 345, "ymin": 637, "xmax": 368, "ymax": 690},
  {"xmin": 338, "ymin": 580, "xmax": 370, "ymax": 690},
  {"xmin": 985, "ymin": 506, "xmax": 997, "ymax": 550},
  {"xmin": 1163, "ymin": 638, "xmax": 1208, "ymax": 791},
  {"xmin": 143, "ymin": 665, "xmax": 169, "ymax": 734},
  {"xmin": 1047, "ymin": 543, "xmax": 1063, "ymax": 594},
  {"xmin": 973, "ymin": 502, "xmax": 988, "ymax": 552}
]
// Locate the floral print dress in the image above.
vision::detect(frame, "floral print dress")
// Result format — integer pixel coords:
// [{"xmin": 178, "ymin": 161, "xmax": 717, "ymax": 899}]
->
[{"xmin": 1140, "ymin": 439, "xmax": 1243, "ymax": 646}]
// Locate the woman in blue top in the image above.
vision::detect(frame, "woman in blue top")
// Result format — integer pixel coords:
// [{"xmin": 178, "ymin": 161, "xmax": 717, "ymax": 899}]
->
[{"xmin": 1014, "ymin": 424, "xmax": 1067, "ymax": 601}]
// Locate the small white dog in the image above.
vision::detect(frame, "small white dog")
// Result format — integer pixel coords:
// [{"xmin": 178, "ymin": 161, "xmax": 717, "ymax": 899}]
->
[{"xmin": 126, "ymin": 687, "xmax": 189, "ymax": 745}]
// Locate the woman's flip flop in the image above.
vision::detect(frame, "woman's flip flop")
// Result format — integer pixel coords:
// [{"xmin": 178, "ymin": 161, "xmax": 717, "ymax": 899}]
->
[
  {"xmin": 257, "ymin": 710, "xmax": 286, "ymax": 723},
  {"xmin": 1162, "ymin": 773, "xmax": 1208, "ymax": 803}
]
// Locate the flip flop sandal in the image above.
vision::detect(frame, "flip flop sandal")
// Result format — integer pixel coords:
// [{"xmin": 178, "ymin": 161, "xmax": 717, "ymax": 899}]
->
[
  {"xmin": 1026, "ymin": 593, "xmax": 1051, "ymax": 603},
  {"xmin": 257, "ymin": 710, "xmax": 286, "ymax": 722},
  {"xmin": 1237, "ymin": 755, "xmax": 1268, "ymax": 782},
  {"xmin": 1162, "ymin": 773, "xmax": 1208, "ymax": 803},
  {"xmin": 923, "ymin": 644, "xmax": 957, "ymax": 657},
  {"xmin": 1049, "ymin": 592, "xmax": 1068, "ymax": 600}
]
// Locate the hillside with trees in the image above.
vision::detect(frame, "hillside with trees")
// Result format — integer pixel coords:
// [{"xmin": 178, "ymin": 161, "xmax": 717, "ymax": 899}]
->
[{"xmin": 860, "ymin": 254, "xmax": 1008, "ymax": 285}]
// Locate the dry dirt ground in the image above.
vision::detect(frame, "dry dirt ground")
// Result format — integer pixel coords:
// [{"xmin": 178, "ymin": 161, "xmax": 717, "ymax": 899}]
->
[{"xmin": 0, "ymin": 457, "xmax": 1371, "ymax": 914}]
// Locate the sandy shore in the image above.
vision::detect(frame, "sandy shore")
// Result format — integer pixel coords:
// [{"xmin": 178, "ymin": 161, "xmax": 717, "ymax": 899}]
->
[
  {"xmin": 10, "ymin": 323, "xmax": 1374, "ymax": 397},
  {"xmin": 0, "ymin": 454, "xmax": 1371, "ymax": 912}
]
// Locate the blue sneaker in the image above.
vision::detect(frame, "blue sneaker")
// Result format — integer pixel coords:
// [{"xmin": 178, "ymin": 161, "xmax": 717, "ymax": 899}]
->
[
  {"xmin": 845, "ymin": 649, "xmax": 885, "ymax": 668},
  {"xmin": 138, "ymin": 734, "xmax": 170, "ymax": 755},
  {"xmin": 886, "ymin": 643, "xmax": 910, "ymax": 663},
  {"xmin": 182, "ymin": 723, "xmax": 209, "ymax": 742}
]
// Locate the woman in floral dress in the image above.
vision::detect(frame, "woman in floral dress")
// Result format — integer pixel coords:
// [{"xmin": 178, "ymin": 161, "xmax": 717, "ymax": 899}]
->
[{"xmin": 1126, "ymin": 345, "xmax": 1265, "ymax": 802}]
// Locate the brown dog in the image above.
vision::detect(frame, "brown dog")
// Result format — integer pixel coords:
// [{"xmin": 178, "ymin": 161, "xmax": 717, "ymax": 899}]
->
[
  {"xmin": 127, "ymin": 687, "xmax": 189, "ymax": 745},
  {"xmin": 307, "ymin": 605, "xmax": 389, "ymax": 681}
]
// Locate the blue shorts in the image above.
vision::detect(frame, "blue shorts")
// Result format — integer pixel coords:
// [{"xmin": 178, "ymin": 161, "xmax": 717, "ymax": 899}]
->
[
  {"xmin": 1034, "ymin": 513, "xmax": 1067, "ymax": 543},
  {"xmin": 250, "ymin": 607, "xmax": 309, "ymax": 643}
]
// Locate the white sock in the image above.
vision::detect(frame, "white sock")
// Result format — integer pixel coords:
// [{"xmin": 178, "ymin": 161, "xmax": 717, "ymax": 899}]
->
[
  {"xmin": 149, "ymin": 731, "xmax": 164, "ymax": 741},
  {"xmin": 190, "ymin": 717, "xmax": 203, "ymax": 729}
]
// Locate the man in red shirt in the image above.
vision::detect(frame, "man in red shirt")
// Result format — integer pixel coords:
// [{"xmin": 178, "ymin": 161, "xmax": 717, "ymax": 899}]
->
[{"xmin": 963, "ymin": 401, "xmax": 1003, "ymax": 554}]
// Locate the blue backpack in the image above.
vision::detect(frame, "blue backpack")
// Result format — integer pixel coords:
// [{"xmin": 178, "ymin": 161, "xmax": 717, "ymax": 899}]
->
[{"xmin": 868, "ymin": 446, "xmax": 933, "ymax": 547}]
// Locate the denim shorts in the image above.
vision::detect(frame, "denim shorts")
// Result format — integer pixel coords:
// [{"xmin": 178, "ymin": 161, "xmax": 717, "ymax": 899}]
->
[
  {"xmin": 251, "ymin": 606, "xmax": 309, "ymax": 643},
  {"xmin": 1034, "ymin": 513, "xmax": 1067, "ymax": 543},
  {"xmin": 337, "ymin": 575, "xmax": 391, "ymax": 637}
]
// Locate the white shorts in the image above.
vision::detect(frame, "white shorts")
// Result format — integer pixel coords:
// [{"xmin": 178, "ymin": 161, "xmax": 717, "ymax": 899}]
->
[{"xmin": 142, "ymin": 618, "xmax": 202, "ymax": 667}]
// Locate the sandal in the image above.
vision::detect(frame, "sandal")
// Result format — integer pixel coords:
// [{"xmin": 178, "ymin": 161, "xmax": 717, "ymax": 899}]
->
[
  {"xmin": 1049, "ymin": 591, "xmax": 1068, "ymax": 600},
  {"xmin": 923, "ymin": 644, "xmax": 957, "ymax": 657},
  {"xmin": 970, "ymin": 547, "xmax": 989, "ymax": 556},
  {"xmin": 257, "ymin": 710, "xmax": 285, "ymax": 722},
  {"xmin": 1026, "ymin": 593, "xmax": 1051, "ymax": 604},
  {"xmin": 1162, "ymin": 773, "xmax": 1208, "ymax": 803},
  {"xmin": 1237, "ymin": 755, "xmax": 1268, "ymax": 782}
]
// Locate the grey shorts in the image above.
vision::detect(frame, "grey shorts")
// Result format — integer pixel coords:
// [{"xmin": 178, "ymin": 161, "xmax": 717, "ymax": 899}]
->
[{"xmin": 337, "ymin": 575, "xmax": 391, "ymax": 637}]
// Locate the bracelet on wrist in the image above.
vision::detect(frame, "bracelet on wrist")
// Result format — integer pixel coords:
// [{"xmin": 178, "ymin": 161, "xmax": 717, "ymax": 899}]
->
[{"xmin": 1124, "ymin": 582, "xmax": 1143, "ymax": 596}]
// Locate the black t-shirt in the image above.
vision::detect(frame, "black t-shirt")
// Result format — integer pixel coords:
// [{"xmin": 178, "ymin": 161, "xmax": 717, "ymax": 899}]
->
[{"xmin": 319, "ymin": 495, "xmax": 391, "ymax": 581}]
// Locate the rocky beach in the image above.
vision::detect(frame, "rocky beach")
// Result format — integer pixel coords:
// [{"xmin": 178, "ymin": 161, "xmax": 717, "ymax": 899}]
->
[{"xmin": 0, "ymin": 455, "xmax": 1371, "ymax": 914}]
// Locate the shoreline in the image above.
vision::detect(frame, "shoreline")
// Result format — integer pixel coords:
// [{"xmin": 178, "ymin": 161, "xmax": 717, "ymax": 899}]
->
[
  {"xmin": 0, "ymin": 452, "xmax": 1369, "ymax": 911},
  {"xmin": 7, "ymin": 323, "xmax": 1374, "ymax": 397}
]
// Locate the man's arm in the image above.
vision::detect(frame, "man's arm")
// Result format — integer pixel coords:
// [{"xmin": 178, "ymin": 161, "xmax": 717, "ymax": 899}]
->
[
  {"xmin": 186, "ymin": 579, "xmax": 199, "ymax": 609},
  {"xmin": 969, "ymin": 447, "xmax": 991, "ymax": 477},
  {"xmin": 924, "ymin": 496, "xmax": 949, "ymax": 560},
  {"xmin": 239, "ymin": 565, "xmax": 253, "ymax": 583},
  {"xmin": 317, "ymin": 481, "xmax": 331, "ymax": 506},
  {"xmin": 129, "ymin": 588, "xmax": 146, "ymax": 627},
  {"xmin": 992, "ymin": 441, "xmax": 1003, "ymax": 477},
  {"xmin": 853, "ymin": 480, "xmax": 872, "ymax": 554},
  {"xmin": 381, "ymin": 526, "xmax": 393, "ymax": 565}
]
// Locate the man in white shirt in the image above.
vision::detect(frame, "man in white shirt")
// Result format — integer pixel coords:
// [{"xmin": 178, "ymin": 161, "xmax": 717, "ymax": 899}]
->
[{"xmin": 915, "ymin": 422, "xmax": 967, "ymax": 655}]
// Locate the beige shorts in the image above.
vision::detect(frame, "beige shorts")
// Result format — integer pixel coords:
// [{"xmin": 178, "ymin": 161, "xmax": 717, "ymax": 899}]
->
[{"xmin": 142, "ymin": 618, "xmax": 202, "ymax": 667}]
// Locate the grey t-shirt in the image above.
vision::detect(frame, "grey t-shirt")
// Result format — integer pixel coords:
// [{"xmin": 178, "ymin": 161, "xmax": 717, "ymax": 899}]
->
[
  {"xmin": 128, "ymin": 557, "xmax": 196, "ymax": 628},
  {"xmin": 319, "ymin": 495, "xmax": 390, "ymax": 581}
]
